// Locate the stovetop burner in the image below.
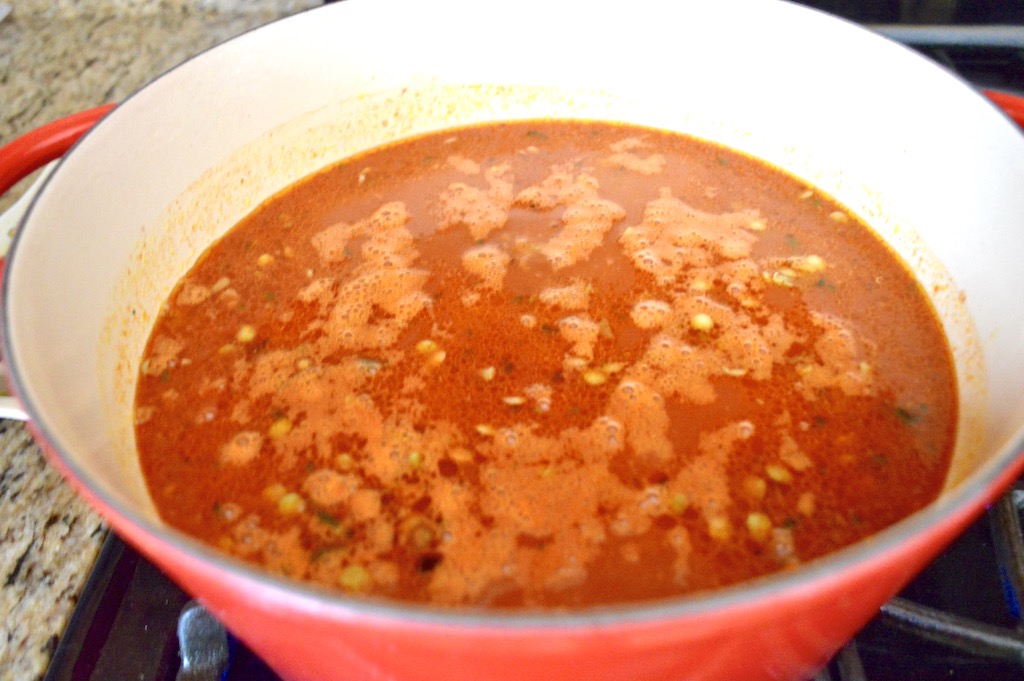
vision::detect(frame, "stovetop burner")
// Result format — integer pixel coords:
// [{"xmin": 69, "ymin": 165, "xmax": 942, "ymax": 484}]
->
[{"xmin": 40, "ymin": 16, "xmax": 1024, "ymax": 681}]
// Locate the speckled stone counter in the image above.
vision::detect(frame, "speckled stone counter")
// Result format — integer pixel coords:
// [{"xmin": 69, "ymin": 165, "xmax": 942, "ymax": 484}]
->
[
  {"xmin": 0, "ymin": 5, "xmax": 315, "ymax": 678},
  {"xmin": 1, "ymin": 4, "xmax": 315, "ymax": 213}
]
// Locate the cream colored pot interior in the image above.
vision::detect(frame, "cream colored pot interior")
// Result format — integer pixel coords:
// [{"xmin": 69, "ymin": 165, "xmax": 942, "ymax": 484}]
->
[{"xmin": 8, "ymin": 0, "xmax": 1024, "ymax": 558}]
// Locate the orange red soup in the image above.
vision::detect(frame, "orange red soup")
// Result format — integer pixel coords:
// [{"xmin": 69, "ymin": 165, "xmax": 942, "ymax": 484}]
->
[{"xmin": 135, "ymin": 121, "xmax": 956, "ymax": 608}]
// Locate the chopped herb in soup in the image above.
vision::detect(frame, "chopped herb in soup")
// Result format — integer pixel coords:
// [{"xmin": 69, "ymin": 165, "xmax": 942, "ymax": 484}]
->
[{"xmin": 134, "ymin": 121, "xmax": 956, "ymax": 608}]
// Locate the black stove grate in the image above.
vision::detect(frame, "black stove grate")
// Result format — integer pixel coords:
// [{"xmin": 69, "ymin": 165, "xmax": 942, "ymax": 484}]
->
[
  {"xmin": 815, "ymin": 488, "xmax": 1024, "ymax": 680},
  {"xmin": 871, "ymin": 24, "xmax": 1024, "ymax": 95}
]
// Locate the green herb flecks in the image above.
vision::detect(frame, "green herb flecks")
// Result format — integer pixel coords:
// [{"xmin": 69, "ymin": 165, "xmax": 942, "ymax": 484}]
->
[
  {"xmin": 896, "ymin": 403, "xmax": 928, "ymax": 425},
  {"xmin": 316, "ymin": 510, "xmax": 341, "ymax": 528}
]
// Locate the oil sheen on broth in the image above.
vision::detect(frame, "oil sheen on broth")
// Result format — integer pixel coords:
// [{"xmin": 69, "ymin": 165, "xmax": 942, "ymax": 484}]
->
[{"xmin": 135, "ymin": 121, "xmax": 956, "ymax": 608}]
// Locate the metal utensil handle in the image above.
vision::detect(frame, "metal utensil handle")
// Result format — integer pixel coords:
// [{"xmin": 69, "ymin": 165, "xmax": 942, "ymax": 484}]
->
[{"xmin": 175, "ymin": 600, "xmax": 230, "ymax": 681}]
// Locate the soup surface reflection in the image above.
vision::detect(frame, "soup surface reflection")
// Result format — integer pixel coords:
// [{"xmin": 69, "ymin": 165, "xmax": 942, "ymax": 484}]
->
[{"xmin": 135, "ymin": 121, "xmax": 956, "ymax": 608}]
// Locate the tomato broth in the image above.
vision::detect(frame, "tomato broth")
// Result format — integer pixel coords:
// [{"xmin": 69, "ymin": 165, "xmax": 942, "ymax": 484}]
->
[{"xmin": 134, "ymin": 121, "xmax": 956, "ymax": 608}]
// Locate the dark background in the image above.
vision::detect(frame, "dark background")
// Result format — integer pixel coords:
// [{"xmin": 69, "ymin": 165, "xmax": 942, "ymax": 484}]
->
[{"xmin": 793, "ymin": 0, "xmax": 1024, "ymax": 23}]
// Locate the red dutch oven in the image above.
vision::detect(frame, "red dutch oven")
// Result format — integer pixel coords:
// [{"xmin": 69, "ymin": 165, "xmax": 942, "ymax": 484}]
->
[{"xmin": 4, "ymin": 2, "xmax": 1024, "ymax": 680}]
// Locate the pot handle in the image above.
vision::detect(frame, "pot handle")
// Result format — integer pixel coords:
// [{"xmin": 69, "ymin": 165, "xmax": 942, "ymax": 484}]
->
[
  {"xmin": 984, "ymin": 89, "xmax": 1024, "ymax": 130},
  {"xmin": 0, "ymin": 104, "xmax": 116, "ymax": 421}
]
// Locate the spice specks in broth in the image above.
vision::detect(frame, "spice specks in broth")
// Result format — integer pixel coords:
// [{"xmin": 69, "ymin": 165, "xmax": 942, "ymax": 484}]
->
[{"xmin": 135, "ymin": 121, "xmax": 956, "ymax": 609}]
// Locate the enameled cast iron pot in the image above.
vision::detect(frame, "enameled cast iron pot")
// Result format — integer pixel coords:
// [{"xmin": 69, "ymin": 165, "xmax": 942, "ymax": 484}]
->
[{"xmin": 4, "ymin": 1, "xmax": 1024, "ymax": 679}]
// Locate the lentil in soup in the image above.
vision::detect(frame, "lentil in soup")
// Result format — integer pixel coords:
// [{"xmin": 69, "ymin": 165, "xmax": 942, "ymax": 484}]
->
[{"xmin": 135, "ymin": 120, "xmax": 957, "ymax": 608}]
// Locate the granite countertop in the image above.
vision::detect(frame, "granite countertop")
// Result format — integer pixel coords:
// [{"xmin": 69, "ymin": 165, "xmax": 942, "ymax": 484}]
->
[{"xmin": 0, "ymin": 4, "xmax": 316, "ymax": 678}]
